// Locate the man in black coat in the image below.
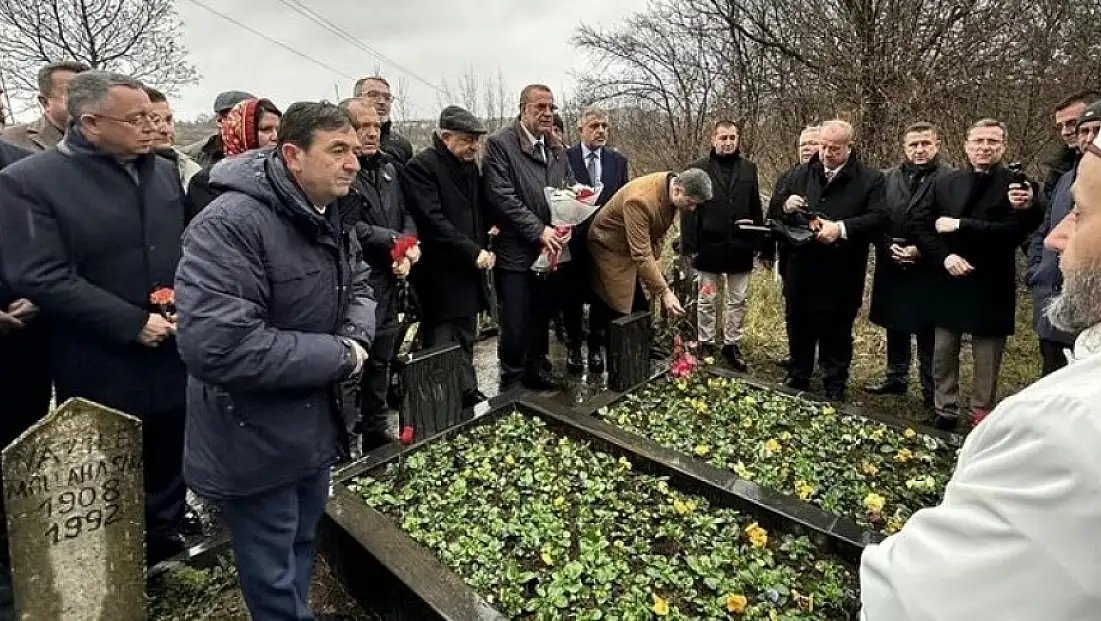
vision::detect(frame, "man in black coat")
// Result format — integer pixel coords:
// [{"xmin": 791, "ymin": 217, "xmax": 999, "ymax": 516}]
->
[
  {"xmin": 1044, "ymin": 91, "xmax": 1099, "ymax": 197},
  {"xmin": 910, "ymin": 118, "xmax": 1044, "ymax": 430},
  {"xmin": 0, "ymin": 72, "xmax": 189, "ymax": 564},
  {"xmin": 175, "ymin": 102, "xmax": 376, "ymax": 620},
  {"xmin": 338, "ymin": 98, "xmax": 419, "ymax": 450},
  {"xmin": 682, "ymin": 120, "xmax": 766, "ymax": 371},
  {"xmin": 774, "ymin": 119, "xmax": 888, "ymax": 402},
  {"xmin": 484, "ymin": 84, "xmax": 574, "ymax": 391},
  {"xmin": 404, "ymin": 106, "xmax": 494, "ymax": 407},
  {"xmin": 866, "ymin": 122, "xmax": 952, "ymax": 406},
  {"xmin": 563, "ymin": 106, "xmax": 629, "ymax": 373},
  {"xmin": 768, "ymin": 125, "xmax": 821, "ymax": 368}
]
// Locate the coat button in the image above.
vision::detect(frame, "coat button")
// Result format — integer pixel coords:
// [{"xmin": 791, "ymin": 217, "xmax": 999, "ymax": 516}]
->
[{"xmin": 149, "ymin": 245, "xmax": 156, "ymax": 251}]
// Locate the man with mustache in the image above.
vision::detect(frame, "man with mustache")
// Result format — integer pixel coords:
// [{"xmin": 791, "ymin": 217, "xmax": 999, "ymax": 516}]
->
[
  {"xmin": 175, "ymin": 101, "xmax": 376, "ymax": 620},
  {"xmin": 860, "ymin": 125, "xmax": 1101, "ymax": 621}
]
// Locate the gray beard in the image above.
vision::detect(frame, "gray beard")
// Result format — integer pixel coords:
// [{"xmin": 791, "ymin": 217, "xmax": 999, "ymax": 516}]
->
[{"xmin": 1047, "ymin": 266, "xmax": 1101, "ymax": 334}]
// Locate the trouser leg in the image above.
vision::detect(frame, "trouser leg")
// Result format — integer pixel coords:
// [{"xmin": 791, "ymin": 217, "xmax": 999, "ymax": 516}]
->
[
  {"xmin": 495, "ymin": 271, "xmax": 529, "ymax": 384},
  {"xmin": 723, "ymin": 271, "xmax": 750, "ymax": 346},
  {"xmin": 884, "ymin": 329, "xmax": 913, "ymax": 384},
  {"xmin": 970, "ymin": 336, "xmax": 1007, "ymax": 411},
  {"xmin": 696, "ymin": 271, "xmax": 719, "ymax": 344},
  {"xmin": 933, "ymin": 328, "xmax": 962, "ymax": 419},
  {"xmin": 818, "ymin": 311, "xmax": 856, "ymax": 392},
  {"xmin": 915, "ymin": 326, "xmax": 935, "ymax": 400}
]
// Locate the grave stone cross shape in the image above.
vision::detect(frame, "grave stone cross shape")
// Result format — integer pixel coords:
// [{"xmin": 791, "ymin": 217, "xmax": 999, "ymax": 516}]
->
[
  {"xmin": 608, "ymin": 311, "xmax": 653, "ymax": 392},
  {"xmin": 2, "ymin": 398, "xmax": 145, "ymax": 621},
  {"xmin": 400, "ymin": 343, "xmax": 466, "ymax": 441}
]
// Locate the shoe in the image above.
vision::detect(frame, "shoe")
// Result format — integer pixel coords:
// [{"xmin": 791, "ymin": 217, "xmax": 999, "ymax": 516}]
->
[
  {"xmin": 923, "ymin": 394, "xmax": 935, "ymax": 409},
  {"xmin": 784, "ymin": 377, "xmax": 810, "ymax": 391},
  {"xmin": 721, "ymin": 345, "xmax": 748, "ymax": 372},
  {"xmin": 462, "ymin": 389, "xmax": 488, "ymax": 408},
  {"xmin": 360, "ymin": 430, "xmax": 393, "ymax": 453},
  {"xmin": 824, "ymin": 387, "xmax": 846, "ymax": 403},
  {"xmin": 864, "ymin": 379, "xmax": 907, "ymax": 395},
  {"xmin": 698, "ymin": 342, "xmax": 718, "ymax": 359},
  {"xmin": 775, "ymin": 356, "xmax": 792, "ymax": 369},
  {"xmin": 931, "ymin": 414, "xmax": 958, "ymax": 431},
  {"xmin": 587, "ymin": 350, "xmax": 605, "ymax": 373},
  {"xmin": 566, "ymin": 347, "xmax": 585, "ymax": 374},
  {"xmin": 147, "ymin": 532, "xmax": 187, "ymax": 567},
  {"xmin": 178, "ymin": 508, "xmax": 203, "ymax": 538},
  {"xmin": 522, "ymin": 372, "xmax": 563, "ymax": 391},
  {"xmin": 970, "ymin": 408, "xmax": 991, "ymax": 427}
]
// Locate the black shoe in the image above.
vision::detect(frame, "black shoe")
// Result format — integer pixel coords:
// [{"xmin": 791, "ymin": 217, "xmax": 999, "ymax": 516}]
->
[
  {"xmin": 775, "ymin": 356, "xmax": 792, "ymax": 369},
  {"xmin": 864, "ymin": 379, "xmax": 908, "ymax": 395},
  {"xmin": 522, "ymin": 371, "xmax": 563, "ymax": 391},
  {"xmin": 931, "ymin": 414, "xmax": 958, "ymax": 431},
  {"xmin": 147, "ymin": 532, "xmax": 187, "ymax": 567},
  {"xmin": 566, "ymin": 347, "xmax": 585, "ymax": 374},
  {"xmin": 178, "ymin": 508, "xmax": 203, "ymax": 538},
  {"xmin": 784, "ymin": 377, "xmax": 810, "ymax": 391},
  {"xmin": 360, "ymin": 430, "xmax": 393, "ymax": 453},
  {"xmin": 824, "ymin": 387, "xmax": 846, "ymax": 403},
  {"xmin": 923, "ymin": 393, "xmax": 935, "ymax": 409},
  {"xmin": 587, "ymin": 350, "xmax": 605, "ymax": 373},
  {"xmin": 721, "ymin": 345, "xmax": 748, "ymax": 372},
  {"xmin": 462, "ymin": 389, "xmax": 488, "ymax": 408},
  {"xmin": 698, "ymin": 342, "xmax": 718, "ymax": 359}
]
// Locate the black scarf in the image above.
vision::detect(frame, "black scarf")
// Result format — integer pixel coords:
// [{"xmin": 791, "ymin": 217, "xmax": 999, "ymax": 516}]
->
[{"xmin": 900, "ymin": 158, "xmax": 939, "ymax": 195}]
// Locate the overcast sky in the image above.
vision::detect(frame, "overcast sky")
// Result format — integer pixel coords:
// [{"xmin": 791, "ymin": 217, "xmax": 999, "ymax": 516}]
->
[{"xmin": 170, "ymin": 0, "xmax": 636, "ymax": 121}]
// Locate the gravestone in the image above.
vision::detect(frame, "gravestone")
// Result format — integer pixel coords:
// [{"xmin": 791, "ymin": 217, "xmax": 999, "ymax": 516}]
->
[
  {"xmin": 608, "ymin": 311, "xmax": 653, "ymax": 392},
  {"xmin": 2, "ymin": 398, "xmax": 144, "ymax": 621},
  {"xmin": 400, "ymin": 344, "xmax": 466, "ymax": 441}
]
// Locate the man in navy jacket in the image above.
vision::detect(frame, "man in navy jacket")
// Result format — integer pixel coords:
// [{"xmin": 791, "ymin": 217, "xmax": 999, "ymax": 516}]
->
[{"xmin": 563, "ymin": 107, "xmax": 629, "ymax": 373}]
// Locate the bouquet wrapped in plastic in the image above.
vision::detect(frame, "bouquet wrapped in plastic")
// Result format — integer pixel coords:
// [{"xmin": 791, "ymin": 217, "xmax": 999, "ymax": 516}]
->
[{"xmin": 531, "ymin": 183, "xmax": 603, "ymax": 273}]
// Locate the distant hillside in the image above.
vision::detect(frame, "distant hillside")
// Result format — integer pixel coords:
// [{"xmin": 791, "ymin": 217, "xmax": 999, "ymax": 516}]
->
[{"xmin": 175, "ymin": 117, "xmax": 217, "ymax": 147}]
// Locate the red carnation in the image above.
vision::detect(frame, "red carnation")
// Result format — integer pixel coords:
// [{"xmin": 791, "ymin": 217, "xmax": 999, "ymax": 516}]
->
[
  {"xmin": 399, "ymin": 425, "xmax": 416, "ymax": 446},
  {"xmin": 150, "ymin": 287, "xmax": 175, "ymax": 317},
  {"xmin": 392, "ymin": 235, "xmax": 419, "ymax": 263}
]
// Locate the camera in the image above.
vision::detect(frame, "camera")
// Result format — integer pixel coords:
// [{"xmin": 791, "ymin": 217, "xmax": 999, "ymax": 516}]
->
[{"xmin": 1007, "ymin": 162, "xmax": 1030, "ymax": 188}]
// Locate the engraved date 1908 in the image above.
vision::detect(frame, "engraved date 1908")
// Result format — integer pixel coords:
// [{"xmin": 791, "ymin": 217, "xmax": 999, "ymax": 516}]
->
[{"xmin": 37, "ymin": 479, "xmax": 121, "ymax": 545}]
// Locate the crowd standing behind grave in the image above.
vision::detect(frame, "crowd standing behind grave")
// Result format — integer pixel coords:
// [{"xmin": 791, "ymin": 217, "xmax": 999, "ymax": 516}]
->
[{"xmin": 0, "ymin": 61, "xmax": 1097, "ymax": 620}]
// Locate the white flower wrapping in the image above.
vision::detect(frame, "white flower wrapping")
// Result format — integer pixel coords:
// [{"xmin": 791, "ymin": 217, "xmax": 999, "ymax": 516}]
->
[{"xmin": 531, "ymin": 183, "xmax": 604, "ymax": 272}]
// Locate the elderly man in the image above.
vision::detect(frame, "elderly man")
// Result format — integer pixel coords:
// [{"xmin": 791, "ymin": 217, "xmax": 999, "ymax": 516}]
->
[
  {"xmin": 0, "ymin": 71, "xmax": 190, "ymax": 565},
  {"xmin": 588, "ymin": 169, "xmax": 712, "ymax": 338},
  {"xmin": 0, "ymin": 61, "xmax": 89, "ymax": 151},
  {"xmin": 180, "ymin": 90, "xmax": 255, "ymax": 168},
  {"xmin": 404, "ymin": 106, "xmax": 494, "ymax": 407},
  {"xmin": 144, "ymin": 86, "xmax": 201, "ymax": 187},
  {"xmin": 865, "ymin": 123, "xmax": 952, "ymax": 405},
  {"xmin": 769, "ymin": 125, "xmax": 820, "ymax": 369},
  {"xmin": 682, "ymin": 120, "xmax": 766, "ymax": 371},
  {"xmin": 775, "ymin": 119, "xmax": 887, "ymax": 402},
  {"xmin": 860, "ymin": 132, "xmax": 1101, "ymax": 621},
  {"xmin": 355, "ymin": 75, "xmax": 413, "ymax": 164},
  {"xmin": 175, "ymin": 102, "xmax": 375, "ymax": 620},
  {"xmin": 563, "ymin": 106, "xmax": 630, "ymax": 373},
  {"xmin": 911, "ymin": 119, "xmax": 1043, "ymax": 430},
  {"xmin": 1029, "ymin": 100, "xmax": 1101, "ymax": 376},
  {"xmin": 484, "ymin": 84, "xmax": 574, "ymax": 391},
  {"xmin": 337, "ymin": 97, "xmax": 418, "ymax": 450}
]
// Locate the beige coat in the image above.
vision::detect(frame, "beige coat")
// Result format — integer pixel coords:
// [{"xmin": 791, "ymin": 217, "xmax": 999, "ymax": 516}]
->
[
  {"xmin": 588, "ymin": 172, "xmax": 676, "ymax": 314},
  {"xmin": 0, "ymin": 115, "xmax": 63, "ymax": 152}
]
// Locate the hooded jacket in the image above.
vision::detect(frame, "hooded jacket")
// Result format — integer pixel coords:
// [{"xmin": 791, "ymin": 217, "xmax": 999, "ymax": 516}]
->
[{"xmin": 175, "ymin": 148, "xmax": 376, "ymax": 498}]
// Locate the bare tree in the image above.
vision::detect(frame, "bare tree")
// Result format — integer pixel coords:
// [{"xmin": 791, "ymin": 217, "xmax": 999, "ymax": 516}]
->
[
  {"xmin": 437, "ymin": 66, "xmax": 513, "ymax": 132},
  {"xmin": 0, "ymin": 0, "xmax": 198, "ymax": 110}
]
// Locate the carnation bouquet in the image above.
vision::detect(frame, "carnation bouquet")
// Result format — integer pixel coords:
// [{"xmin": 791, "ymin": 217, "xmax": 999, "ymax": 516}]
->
[{"xmin": 531, "ymin": 183, "xmax": 603, "ymax": 273}]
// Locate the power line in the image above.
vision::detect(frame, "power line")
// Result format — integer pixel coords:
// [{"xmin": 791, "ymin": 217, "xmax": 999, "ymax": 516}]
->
[
  {"xmin": 272, "ymin": 0, "xmax": 447, "ymax": 95},
  {"xmin": 182, "ymin": 0, "xmax": 357, "ymax": 81}
]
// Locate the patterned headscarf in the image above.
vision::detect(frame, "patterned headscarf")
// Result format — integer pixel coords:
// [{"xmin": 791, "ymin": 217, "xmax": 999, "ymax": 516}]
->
[{"xmin": 220, "ymin": 98, "xmax": 261, "ymax": 157}]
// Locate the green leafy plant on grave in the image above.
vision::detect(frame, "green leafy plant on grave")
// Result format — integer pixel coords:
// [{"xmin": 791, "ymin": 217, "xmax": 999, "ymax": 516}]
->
[
  {"xmin": 147, "ymin": 560, "xmax": 249, "ymax": 621},
  {"xmin": 599, "ymin": 373, "xmax": 958, "ymax": 535},
  {"xmin": 351, "ymin": 412, "xmax": 859, "ymax": 620}
]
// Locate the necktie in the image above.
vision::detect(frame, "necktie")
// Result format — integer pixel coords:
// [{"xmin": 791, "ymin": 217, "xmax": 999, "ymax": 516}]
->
[
  {"xmin": 587, "ymin": 151, "xmax": 600, "ymax": 185},
  {"xmin": 534, "ymin": 141, "xmax": 546, "ymax": 163},
  {"xmin": 825, "ymin": 169, "xmax": 837, "ymax": 183}
]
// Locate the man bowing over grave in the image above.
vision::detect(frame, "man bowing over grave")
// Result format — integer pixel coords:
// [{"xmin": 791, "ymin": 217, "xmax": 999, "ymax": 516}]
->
[
  {"xmin": 860, "ymin": 130, "xmax": 1101, "ymax": 621},
  {"xmin": 175, "ymin": 102, "xmax": 376, "ymax": 621}
]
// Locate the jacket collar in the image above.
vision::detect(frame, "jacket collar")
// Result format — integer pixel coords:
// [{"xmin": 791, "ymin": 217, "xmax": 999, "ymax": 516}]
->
[
  {"xmin": 25, "ymin": 115, "xmax": 65, "ymax": 149},
  {"xmin": 58, "ymin": 123, "xmax": 155, "ymax": 169},
  {"xmin": 1072, "ymin": 323, "xmax": 1101, "ymax": 362},
  {"xmin": 513, "ymin": 119, "xmax": 562, "ymax": 156},
  {"xmin": 263, "ymin": 150, "xmax": 341, "ymax": 244}
]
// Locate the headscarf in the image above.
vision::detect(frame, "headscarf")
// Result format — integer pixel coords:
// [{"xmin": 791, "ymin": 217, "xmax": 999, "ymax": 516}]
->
[{"xmin": 220, "ymin": 98, "xmax": 265, "ymax": 157}]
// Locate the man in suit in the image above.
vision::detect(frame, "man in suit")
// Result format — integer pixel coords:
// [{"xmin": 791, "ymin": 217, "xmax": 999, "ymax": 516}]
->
[
  {"xmin": 910, "ymin": 118, "xmax": 1043, "ymax": 430},
  {"xmin": 860, "ymin": 130, "xmax": 1101, "ymax": 621},
  {"xmin": 0, "ymin": 61, "xmax": 89, "ymax": 152},
  {"xmin": 775, "ymin": 119, "xmax": 888, "ymax": 402},
  {"xmin": 483, "ymin": 84, "xmax": 574, "ymax": 391},
  {"xmin": 866, "ymin": 122, "xmax": 952, "ymax": 407},
  {"xmin": 563, "ymin": 107, "xmax": 630, "ymax": 373},
  {"xmin": 682, "ymin": 120, "xmax": 766, "ymax": 371}
]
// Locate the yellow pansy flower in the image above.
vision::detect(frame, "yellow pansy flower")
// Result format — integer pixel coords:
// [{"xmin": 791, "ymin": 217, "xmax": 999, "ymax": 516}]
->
[
  {"xmin": 903, "ymin": 427, "xmax": 918, "ymax": 440},
  {"xmin": 651, "ymin": 593, "xmax": 670, "ymax": 616},
  {"xmin": 795, "ymin": 481, "xmax": 815, "ymax": 501},
  {"xmin": 744, "ymin": 522, "xmax": 769, "ymax": 548},
  {"xmin": 726, "ymin": 594, "xmax": 748, "ymax": 614},
  {"xmin": 694, "ymin": 444, "xmax": 711, "ymax": 457},
  {"xmin": 764, "ymin": 438, "xmax": 781, "ymax": 455},
  {"xmin": 864, "ymin": 492, "xmax": 886, "ymax": 514},
  {"xmin": 895, "ymin": 448, "xmax": 913, "ymax": 463},
  {"xmin": 504, "ymin": 454, "xmax": 516, "ymax": 465},
  {"xmin": 861, "ymin": 462, "xmax": 879, "ymax": 477}
]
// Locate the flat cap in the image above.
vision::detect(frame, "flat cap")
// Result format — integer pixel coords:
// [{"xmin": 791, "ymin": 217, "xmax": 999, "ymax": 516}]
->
[
  {"xmin": 439, "ymin": 105, "xmax": 487, "ymax": 135},
  {"xmin": 214, "ymin": 90, "xmax": 255, "ymax": 114},
  {"xmin": 1077, "ymin": 99, "xmax": 1101, "ymax": 126}
]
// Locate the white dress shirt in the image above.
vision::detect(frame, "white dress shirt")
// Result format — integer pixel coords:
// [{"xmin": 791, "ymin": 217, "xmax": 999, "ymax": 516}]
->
[{"xmin": 860, "ymin": 322, "xmax": 1101, "ymax": 621}]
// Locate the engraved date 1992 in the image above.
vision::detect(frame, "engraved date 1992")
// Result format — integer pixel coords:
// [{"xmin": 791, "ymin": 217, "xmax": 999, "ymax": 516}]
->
[{"xmin": 37, "ymin": 479, "xmax": 121, "ymax": 545}]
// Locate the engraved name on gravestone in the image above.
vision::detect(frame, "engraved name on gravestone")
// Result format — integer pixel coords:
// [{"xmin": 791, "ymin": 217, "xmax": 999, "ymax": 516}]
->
[
  {"xmin": 401, "ymin": 343, "xmax": 465, "ymax": 439},
  {"xmin": 2, "ymin": 398, "xmax": 145, "ymax": 621}
]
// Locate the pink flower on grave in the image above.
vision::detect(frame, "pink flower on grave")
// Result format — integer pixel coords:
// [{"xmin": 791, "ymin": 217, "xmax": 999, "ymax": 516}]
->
[
  {"xmin": 700, "ymin": 283, "xmax": 717, "ymax": 297},
  {"xmin": 670, "ymin": 335, "xmax": 699, "ymax": 379}
]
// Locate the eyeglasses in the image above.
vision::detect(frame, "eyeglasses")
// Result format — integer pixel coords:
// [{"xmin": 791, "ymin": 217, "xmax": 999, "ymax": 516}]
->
[
  {"xmin": 967, "ymin": 138, "xmax": 1004, "ymax": 147},
  {"xmin": 90, "ymin": 113, "xmax": 156, "ymax": 127}
]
